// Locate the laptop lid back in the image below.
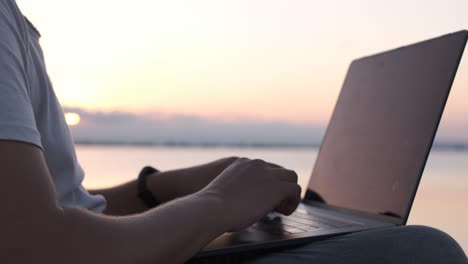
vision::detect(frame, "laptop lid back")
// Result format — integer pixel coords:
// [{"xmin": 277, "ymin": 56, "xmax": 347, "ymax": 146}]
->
[{"xmin": 305, "ymin": 31, "xmax": 468, "ymax": 225}]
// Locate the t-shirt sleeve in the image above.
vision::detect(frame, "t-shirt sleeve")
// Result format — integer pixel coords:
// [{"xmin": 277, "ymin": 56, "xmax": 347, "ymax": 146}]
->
[{"xmin": 0, "ymin": 3, "xmax": 42, "ymax": 149}]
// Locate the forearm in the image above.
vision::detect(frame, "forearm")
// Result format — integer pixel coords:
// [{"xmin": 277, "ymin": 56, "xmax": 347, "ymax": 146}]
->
[
  {"xmin": 10, "ymin": 194, "xmax": 225, "ymax": 264},
  {"xmin": 91, "ymin": 158, "xmax": 236, "ymax": 215},
  {"xmin": 90, "ymin": 180, "xmax": 148, "ymax": 215},
  {"xmin": 90, "ymin": 170, "xmax": 182, "ymax": 215}
]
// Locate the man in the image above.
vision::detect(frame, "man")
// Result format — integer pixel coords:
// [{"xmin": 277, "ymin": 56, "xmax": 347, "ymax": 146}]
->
[{"xmin": 0, "ymin": 1, "xmax": 466, "ymax": 263}]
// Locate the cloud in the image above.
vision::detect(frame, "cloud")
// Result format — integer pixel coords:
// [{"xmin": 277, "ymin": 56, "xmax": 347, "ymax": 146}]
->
[{"xmin": 64, "ymin": 107, "xmax": 326, "ymax": 146}]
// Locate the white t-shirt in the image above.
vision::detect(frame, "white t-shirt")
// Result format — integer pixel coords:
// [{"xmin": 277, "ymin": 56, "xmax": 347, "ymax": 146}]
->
[{"xmin": 0, "ymin": 0, "xmax": 106, "ymax": 213}]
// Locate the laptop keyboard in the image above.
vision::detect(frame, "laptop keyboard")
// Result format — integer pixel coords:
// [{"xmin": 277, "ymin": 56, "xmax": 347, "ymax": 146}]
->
[{"xmin": 250, "ymin": 209, "xmax": 356, "ymax": 235}]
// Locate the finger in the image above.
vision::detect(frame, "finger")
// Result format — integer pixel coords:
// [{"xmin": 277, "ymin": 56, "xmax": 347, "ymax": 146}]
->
[
  {"xmin": 268, "ymin": 168, "xmax": 298, "ymax": 183},
  {"xmin": 234, "ymin": 157, "xmax": 250, "ymax": 164},
  {"xmin": 266, "ymin": 162, "xmax": 283, "ymax": 169},
  {"xmin": 224, "ymin": 157, "xmax": 249, "ymax": 170},
  {"xmin": 219, "ymin": 156, "xmax": 240, "ymax": 165},
  {"xmin": 249, "ymin": 158, "xmax": 270, "ymax": 169},
  {"xmin": 275, "ymin": 184, "xmax": 302, "ymax": 216}
]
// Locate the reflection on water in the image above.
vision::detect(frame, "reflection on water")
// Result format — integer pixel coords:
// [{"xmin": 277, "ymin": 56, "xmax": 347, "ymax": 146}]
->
[{"xmin": 78, "ymin": 145, "xmax": 468, "ymax": 252}]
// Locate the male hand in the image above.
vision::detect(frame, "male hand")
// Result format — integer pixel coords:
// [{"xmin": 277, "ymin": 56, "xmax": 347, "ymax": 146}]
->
[
  {"xmin": 147, "ymin": 157, "xmax": 287, "ymax": 204},
  {"xmin": 197, "ymin": 158, "xmax": 301, "ymax": 232}
]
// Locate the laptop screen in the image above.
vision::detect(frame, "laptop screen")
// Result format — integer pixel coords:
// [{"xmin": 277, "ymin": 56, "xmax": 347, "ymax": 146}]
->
[{"xmin": 305, "ymin": 31, "xmax": 467, "ymax": 224}]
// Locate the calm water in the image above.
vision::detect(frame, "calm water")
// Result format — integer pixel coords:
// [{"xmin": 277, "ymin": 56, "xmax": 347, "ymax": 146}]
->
[{"xmin": 77, "ymin": 145, "xmax": 468, "ymax": 252}]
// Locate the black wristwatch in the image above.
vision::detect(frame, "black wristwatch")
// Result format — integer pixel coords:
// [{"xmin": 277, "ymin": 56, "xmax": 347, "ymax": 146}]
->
[{"xmin": 137, "ymin": 166, "xmax": 161, "ymax": 208}]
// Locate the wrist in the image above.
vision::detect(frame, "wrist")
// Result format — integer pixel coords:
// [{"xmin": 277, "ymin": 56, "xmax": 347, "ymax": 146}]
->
[
  {"xmin": 147, "ymin": 171, "xmax": 179, "ymax": 204},
  {"xmin": 193, "ymin": 189, "xmax": 230, "ymax": 232}
]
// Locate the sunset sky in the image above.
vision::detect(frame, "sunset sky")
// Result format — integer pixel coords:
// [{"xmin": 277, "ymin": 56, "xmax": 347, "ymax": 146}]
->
[{"xmin": 16, "ymin": 0, "xmax": 468, "ymax": 143}]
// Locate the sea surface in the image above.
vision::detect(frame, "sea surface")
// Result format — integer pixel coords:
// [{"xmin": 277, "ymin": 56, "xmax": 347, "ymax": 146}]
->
[{"xmin": 77, "ymin": 145, "xmax": 468, "ymax": 252}]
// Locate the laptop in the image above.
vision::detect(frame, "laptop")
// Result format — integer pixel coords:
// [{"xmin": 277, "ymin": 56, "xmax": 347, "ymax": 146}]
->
[{"xmin": 196, "ymin": 30, "xmax": 468, "ymax": 258}]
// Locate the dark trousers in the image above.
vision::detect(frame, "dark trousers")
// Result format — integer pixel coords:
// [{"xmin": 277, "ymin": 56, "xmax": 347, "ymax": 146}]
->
[{"xmin": 189, "ymin": 225, "xmax": 467, "ymax": 264}]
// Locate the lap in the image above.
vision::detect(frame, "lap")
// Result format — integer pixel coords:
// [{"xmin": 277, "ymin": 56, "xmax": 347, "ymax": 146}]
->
[{"xmin": 188, "ymin": 225, "xmax": 467, "ymax": 264}]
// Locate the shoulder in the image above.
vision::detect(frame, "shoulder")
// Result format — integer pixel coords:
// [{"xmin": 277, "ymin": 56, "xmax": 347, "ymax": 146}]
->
[
  {"xmin": 0, "ymin": 1, "xmax": 22, "ymax": 20},
  {"xmin": 0, "ymin": 1, "xmax": 30, "ymax": 69},
  {"xmin": 0, "ymin": 1, "xmax": 29, "ymax": 42}
]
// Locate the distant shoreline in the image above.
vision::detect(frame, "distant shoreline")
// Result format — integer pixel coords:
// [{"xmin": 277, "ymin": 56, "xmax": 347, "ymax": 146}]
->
[
  {"xmin": 74, "ymin": 141, "xmax": 321, "ymax": 149},
  {"xmin": 73, "ymin": 141, "xmax": 468, "ymax": 151}
]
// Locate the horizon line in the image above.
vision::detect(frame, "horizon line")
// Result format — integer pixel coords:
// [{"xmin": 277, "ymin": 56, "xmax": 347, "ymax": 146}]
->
[{"xmin": 73, "ymin": 140, "xmax": 468, "ymax": 151}]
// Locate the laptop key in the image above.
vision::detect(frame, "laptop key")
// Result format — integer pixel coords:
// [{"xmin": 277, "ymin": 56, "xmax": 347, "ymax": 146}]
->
[
  {"xmin": 288, "ymin": 218, "xmax": 332, "ymax": 229},
  {"xmin": 299, "ymin": 225, "xmax": 321, "ymax": 231},
  {"xmin": 293, "ymin": 225, "xmax": 311, "ymax": 229},
  {"xmin": 311, "ymin": 222, "xmax": 335, "ymax": 228},
  {"xmin": 286, "ymin": 215, "xmax": 316, "ymax": 225},
  {"xmin": 291, "ymin": 212, "xmax": 355, "ymax": 228},
  {"xmin": 283, "ymin": 227, "xmax": 304, "ymax": 234}
]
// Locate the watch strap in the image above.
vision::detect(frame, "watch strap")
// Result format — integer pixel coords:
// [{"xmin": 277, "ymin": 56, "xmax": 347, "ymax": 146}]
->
[{"xmin": 137, "ymin": 166, "xmax": 160, "ymax": 208}]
